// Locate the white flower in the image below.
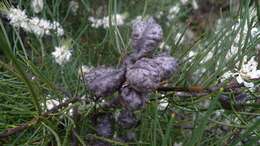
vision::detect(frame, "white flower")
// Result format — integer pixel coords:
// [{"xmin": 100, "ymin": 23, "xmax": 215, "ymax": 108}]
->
[
  {"xmin": 52, "ymin": 45, "xmax": 72, "ymax": 65},
  {"xmin": 235, "ymin": 75, "xmax": 255, "ymax": 89},
  {"xmin": 69, "ymin": 0, "xmax": 79, "ymax": 15},
  {"xmin": 158, "ymin": 98, "xmax": 169, "ymax": 111},
  {"xmin": 29, "ymin": 17, "xmax": 51, "ymax": 36},
  {"xmin": 6, "ymin": 7, "xmax": 64, "ymax": 37},
  {"xmin": 52, "ymin": 21, "xmax": 64, "ymax": 36},
  {"xmin": 45, "ymin": 99, "xmax": 59, "ymax": 110},
  {"xmin": 239, "ymin": 56, "xmax": 260, "ymax": 79},
  {"xmin": 31, "ymin": 0, "xmax": 44, "ymax": 13},
  {"xmin": 221, "ymin": 56, "xmax": 260, "ymax": 91},
  {"xmin": 7, "ymin": 8, "xmax": 28, "ymax": 27},
  {"xmin": 88, "ymin": 14, "xmax": 126, "ymax": 28},
  {"xmin": 221, "ymin": 71, "xmax": 233, "ymax": 82}
]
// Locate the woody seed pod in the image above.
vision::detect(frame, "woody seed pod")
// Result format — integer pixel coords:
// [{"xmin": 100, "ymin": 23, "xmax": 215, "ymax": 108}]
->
[
  {"xmin": 120, "ymin": 86, "xmax": 147, "ymax": 110},
  {"xmin": 84, "ymin": 67, "xmax": 125, "ymax": 97},
  {"xmin": 126, "ymin": 54, "xmax": 178, "ymax": 92},
  {"xmin": 117, "ymin": 110, "xmax": 138, "ymax": 129},
  {"xmin": 124, "ymin": 17, "xmax": 163, "ymax": 65},
  {"xmin": 95, "ymin": 113, "xmax": 113, "ymax": 138}
]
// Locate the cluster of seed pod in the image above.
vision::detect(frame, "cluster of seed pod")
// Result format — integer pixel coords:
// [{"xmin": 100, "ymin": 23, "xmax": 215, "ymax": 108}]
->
[{"xmin": 84, "ymin": 17, "xmax": 178, "ymax": 145}]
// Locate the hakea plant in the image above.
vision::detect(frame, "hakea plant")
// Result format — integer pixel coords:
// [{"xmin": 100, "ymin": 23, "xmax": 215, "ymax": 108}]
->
[{"xmin": 83, "ymin": 17, "xmax": 178, "ymax": 145}]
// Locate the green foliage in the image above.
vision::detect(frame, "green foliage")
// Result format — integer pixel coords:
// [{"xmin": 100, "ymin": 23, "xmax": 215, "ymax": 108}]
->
[{"xmin": 0, "ymin": 0, "xmax": 259, "ymax": 145}]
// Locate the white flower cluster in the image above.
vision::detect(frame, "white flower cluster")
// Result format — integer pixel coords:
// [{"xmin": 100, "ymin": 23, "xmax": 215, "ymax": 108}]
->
[
  {"xmin": 221, "ymin": 56, "xmax": 260, "ymax": 90},
  {"xmin": 88, "ymin": 14, "xmax": 126, "ymax": 28},
  {"xmin": 51, "ymin": 45, "xmax": 72, "ymax": 66},
  {"xmin": 6, "ymin": 8, "xmax": 64, "ymax": 37},
  {"xmin": 31, "ymin": 0, "xmax": 44, "ymax": 13}
]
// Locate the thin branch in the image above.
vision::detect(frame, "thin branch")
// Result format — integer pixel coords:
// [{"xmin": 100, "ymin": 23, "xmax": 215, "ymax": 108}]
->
[
  {"xmin": 0, "ymin": 96, "xmax": 81, "ymax": 139},
  {"xmin": 0, "ymin": 79, "xmax": 245, "ymax": 139},
  {"xmin": 157, "ymin": 79, "xmax": 243, "ymax": 97}
]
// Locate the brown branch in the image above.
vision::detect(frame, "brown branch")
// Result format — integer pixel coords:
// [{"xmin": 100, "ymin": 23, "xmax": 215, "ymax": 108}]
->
[
  {"xmin": 157, "ymin": 79, "xmax": 243, "ymax": 96},
  {"xmin": 0, "ymin": 118, "xmax": 38, "ymax": 139},
  {"xmin": 0, "ymin": 96, "xmax": 81, "ymax": 139},
  {"xmin": 0, "ymin": 79, "xmax": 245, "ymax": 139}
]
